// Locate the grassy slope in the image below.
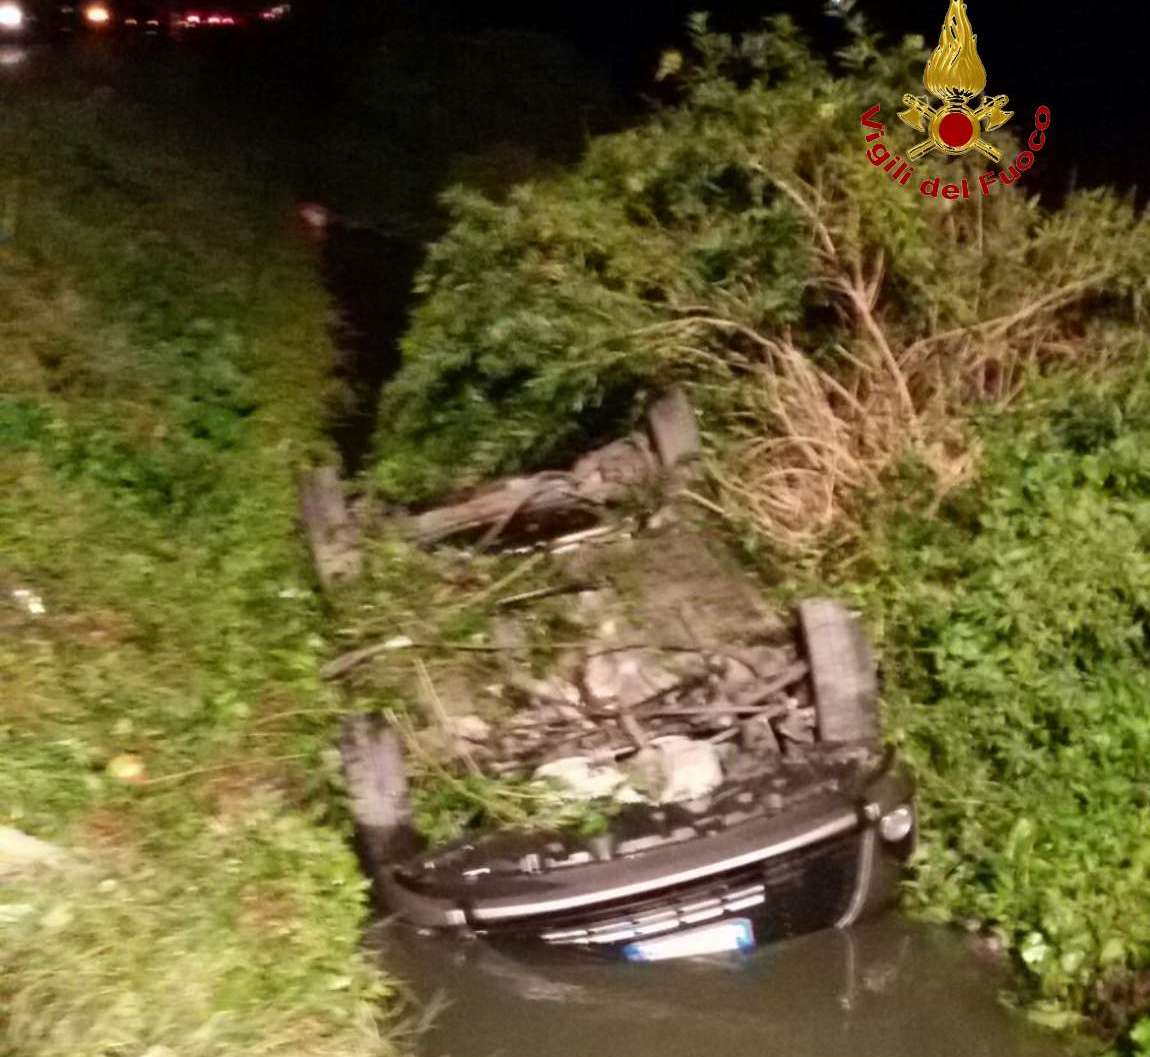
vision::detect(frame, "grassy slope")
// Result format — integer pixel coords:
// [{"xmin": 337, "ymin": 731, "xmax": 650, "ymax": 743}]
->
[
  {"xmin": 0, "ymin": 68, "xmax": 397, "ymax": 1057},
  {"xmin": 807, "ymin": 372, "xmax": 1150, "ymax": 1045}
]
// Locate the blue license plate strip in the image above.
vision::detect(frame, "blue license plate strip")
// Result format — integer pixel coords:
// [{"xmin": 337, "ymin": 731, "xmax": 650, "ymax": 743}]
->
[{"xmin": 623, "ymin": 917, "xmax": 755, "ymax": 963}]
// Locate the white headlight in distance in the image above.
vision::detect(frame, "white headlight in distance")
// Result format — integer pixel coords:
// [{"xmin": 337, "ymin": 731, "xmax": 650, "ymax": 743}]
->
[
  {"xmin": 0, "ymin": 3, "xmax": 25, "ymax": 28},
  {"xmin": 879, "ymin": 805, "xmax": 915, "ymax": 843}
]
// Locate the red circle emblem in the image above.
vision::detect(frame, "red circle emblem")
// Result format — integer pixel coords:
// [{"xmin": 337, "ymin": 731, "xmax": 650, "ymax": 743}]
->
[{"xmin": 938, "ymin": 111, "xmax": 975, "ymax": 149}]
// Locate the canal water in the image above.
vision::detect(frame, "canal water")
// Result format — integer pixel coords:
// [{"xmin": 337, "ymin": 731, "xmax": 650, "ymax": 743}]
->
[
  {"xmin": 320, "ymin": 224, "xmax": 423, "ymax": 476},
  {"xmin": 374, "ymin": 916, "xmax": 1067, "ymax": 1057}
]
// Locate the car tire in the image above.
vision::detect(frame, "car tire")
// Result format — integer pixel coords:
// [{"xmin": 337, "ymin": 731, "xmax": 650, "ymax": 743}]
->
[
  {"xmin": 339, "ymin": 714, "xmax": 419, "ymax": 875},
  {"xmin": 798, "ymin": 600, "xmax": 880, "ymax": 744}
]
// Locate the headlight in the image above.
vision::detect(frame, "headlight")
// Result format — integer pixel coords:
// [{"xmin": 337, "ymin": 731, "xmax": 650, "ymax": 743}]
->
[
  {"xmin": 84, "ymin": 3, "xmax": 110, "ymax": 22},
  {"xmin": 0, "ymin": 3, "xmax": 25, "ymax": 28},
  {"xmin": 879, "ymin": 804, "xmax": 915, "ymax": 843}
]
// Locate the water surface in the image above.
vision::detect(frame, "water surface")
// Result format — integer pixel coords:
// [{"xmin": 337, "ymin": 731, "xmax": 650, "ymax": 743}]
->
[{"xmin": 376, "ymin": 917, "xmax": 1067, "ymax": 1057}]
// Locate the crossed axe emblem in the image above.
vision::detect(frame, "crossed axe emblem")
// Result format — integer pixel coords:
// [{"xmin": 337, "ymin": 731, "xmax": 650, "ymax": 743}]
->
[{"xmin": 897, "ymin": 94, "xmax": 1013, "ymax": 163}]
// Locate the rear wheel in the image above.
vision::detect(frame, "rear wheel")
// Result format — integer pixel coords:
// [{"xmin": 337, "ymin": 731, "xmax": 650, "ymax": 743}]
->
[
  {"xmin": 339, "ymin": 715, "xmax": 419, "ymax": 877},
  {"xmin": 798, "ymin": 600, "xmax": 880, "ymax": 744}
]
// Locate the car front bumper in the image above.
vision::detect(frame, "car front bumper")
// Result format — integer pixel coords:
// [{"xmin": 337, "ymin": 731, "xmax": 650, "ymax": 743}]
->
[{"xmin": 380, "ymin": 751, "xmax": 915, "ymax": 957}]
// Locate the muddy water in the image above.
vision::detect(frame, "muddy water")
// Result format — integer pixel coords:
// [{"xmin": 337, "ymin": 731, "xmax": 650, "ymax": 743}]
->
[
  {"xmin": 321, "ymin": 224, "xmax": 423, "ymax": 475},
  {"xmin": 375, "ymin": 917, "xmax": 1066, "ymax": 1057}
]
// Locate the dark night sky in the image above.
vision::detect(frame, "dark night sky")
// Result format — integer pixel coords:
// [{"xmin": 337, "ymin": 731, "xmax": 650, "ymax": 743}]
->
[
  {"xmin": 404, "ymin": 1, "xmax": 1145, "ymax": 198},
  {"xmin": 861, "ymin": 1, "xmax": 1142, "ymax": 196}
]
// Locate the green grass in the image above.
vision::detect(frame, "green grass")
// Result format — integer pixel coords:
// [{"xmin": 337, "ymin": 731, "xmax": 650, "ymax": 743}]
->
[
  {"xmin": 0, "ymin": 71, "xmax": 398, "ymax": 1057},
  {"xmin": 808, "ymin": 368, "xmax": 1150, "ymax": 1047}
]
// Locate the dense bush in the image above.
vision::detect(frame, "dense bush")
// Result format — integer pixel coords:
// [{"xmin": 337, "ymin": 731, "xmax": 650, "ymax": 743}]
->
[
  {"xmin": 831, "ymin": 372, "xmax": 1150, "ymax": 1043},
  {"xmin": 374, "ymin": 12, "xmax": 1149, "ymax": 550}
]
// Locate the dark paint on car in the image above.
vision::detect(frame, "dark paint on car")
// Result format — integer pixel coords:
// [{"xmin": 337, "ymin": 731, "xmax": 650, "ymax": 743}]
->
[{"xmin": 340, "ymin": 601, "xmax": 917, "ymax": 966}]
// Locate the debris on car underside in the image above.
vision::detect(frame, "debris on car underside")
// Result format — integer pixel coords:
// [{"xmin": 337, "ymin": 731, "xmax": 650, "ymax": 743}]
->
[{"xmin": 329, "ymin": 391, "xmax": 915, "ymax": 963}]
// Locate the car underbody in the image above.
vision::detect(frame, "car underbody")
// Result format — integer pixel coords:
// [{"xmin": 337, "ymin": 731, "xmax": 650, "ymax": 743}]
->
[{"xmin": 340, "ymin": 598, "xmax": 915, "ymax": 963}]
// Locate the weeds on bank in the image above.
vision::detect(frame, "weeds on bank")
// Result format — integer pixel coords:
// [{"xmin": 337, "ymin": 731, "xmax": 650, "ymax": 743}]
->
[
  {"xmin": 373, "ymin": 12, "xmax": 1149, "ymax": 558},
  {"xmin": 0, "ymin": 76, "xmax": 395, "ymax": 1057},
  {"xmin": 810, "ymin": 372, "xmax": 1150, "ymax": 1046}
]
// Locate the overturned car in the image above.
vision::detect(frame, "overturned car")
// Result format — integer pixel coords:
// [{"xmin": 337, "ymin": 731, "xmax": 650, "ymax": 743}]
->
[{"xmin": 340, "ymin": 600, "xmax": 914, "ymax": 963}]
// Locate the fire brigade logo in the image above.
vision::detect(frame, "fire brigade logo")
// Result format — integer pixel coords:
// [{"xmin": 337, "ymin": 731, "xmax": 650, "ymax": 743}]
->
[
  {"xmin": 859, "ymin": 0, "xmax": 1050, "ymax": 201},
  {"xmin": 897, "ymin": 1, "xmax": 1011, "ymax": 163}
]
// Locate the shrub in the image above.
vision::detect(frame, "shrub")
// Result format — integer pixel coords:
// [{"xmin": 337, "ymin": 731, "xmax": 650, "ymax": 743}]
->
[
  {"xmin": 370, "ymin": 9, "xmax": 1150, "ymax": 1047},
  {"xmin": 373, "ymin": 11, "xmax": 1149, "ymax": 553},
  {"xmin": 829, "ymin": 370, "xmax": 1150, "ymax": 1038}
]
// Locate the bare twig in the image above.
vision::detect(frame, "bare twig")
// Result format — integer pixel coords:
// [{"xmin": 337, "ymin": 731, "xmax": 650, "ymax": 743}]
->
[
  {"xmin": 772, "ymin": 176, "xmax": 839, "ymax": 262},
  {"xmin": 141, "ymin": 754, "xmax": 313, "ymax": 786},
  {"xmin": 840, "ymin": 280, "xmax": 919, "ymax": 434},
  {"xmin": 322, "ymin": 636, "xmax": 794, "ymax": 680},
  {"xmin": 415, "ymin": 658, "xmax": 482, "ymax": 776},
  {"xmin": 634, "ymin": 702, "xmax": 789, "ymax": 721},
  {"xmin": 680, "ymin": 488, "xmax": 731, "ymax": 519},
  {"xmin": 733, "ymin": 660, "xmax": 809, "ymax": 708},
  {"xmin": 709, "ymin": 727, "xmax": 742, "ymax": 745},
  {"xmin": 496, "ymin": 581, "xmax": 597, "ymax": 609},
  {"xmin": 619, "ymin": 711, "xmax": 650, "ymax": 751},
  {"xmin": 447, "ymin": 550, "xmax": 547, "ymax": 613},
  {"xmin": 390, "ymin": 712, "xmax": 526, "ymax": 825},
  {"xmin": 248, "ymin": 707, "xmax": 347, "ymax": 728},
  {"xmin": 320, "ymin": 640, "xmax": 404, "ymax": 680},
  {"xmin": 900, "ymin": 275, "xmax": 1108, "ymax": 365}
]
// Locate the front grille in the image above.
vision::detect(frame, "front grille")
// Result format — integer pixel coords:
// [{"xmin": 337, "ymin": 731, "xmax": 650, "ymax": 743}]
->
[{"xmin": 482, "ymin": 830, "xmax": 862, "ymax": 948}]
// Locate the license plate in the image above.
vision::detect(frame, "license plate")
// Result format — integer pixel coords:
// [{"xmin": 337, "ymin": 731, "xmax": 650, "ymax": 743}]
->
[{"xmin": 623, "ymin": 918, "xmax": 755, "ymax": 963}]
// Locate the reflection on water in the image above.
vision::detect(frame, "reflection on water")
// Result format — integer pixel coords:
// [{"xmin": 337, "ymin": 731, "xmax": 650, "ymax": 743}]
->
[{"xmin": 375, "ymin": 917, "xmax": 1067, "ymax": 1057}]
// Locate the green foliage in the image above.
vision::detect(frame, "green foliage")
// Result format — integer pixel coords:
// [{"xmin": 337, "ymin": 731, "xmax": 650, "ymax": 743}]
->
[
  {"xmin": 827, "ymin": 369, "xmax": 1150, "ymax": 1038},
  {"xmin": 372, "ymin": 10, "xmax": 1150, "ymax": 556},
  {"xmin": 1131, "ymin": 1018, "xmax": 1150, "ymax": 1055},
  {"xmin": 0, "ymin": 804, "xmax": 394, "ymax": 1057},
  {"xmin": 0, "ymin": 74, "xmax": 392, "ymax": 1057},
  {"xmin": 373, "ymin": 15, "xmax": 843, "ymax": 498},
  {"xmin": 410, "ymin": 770, "xmax": 616, "ymax": 846}
]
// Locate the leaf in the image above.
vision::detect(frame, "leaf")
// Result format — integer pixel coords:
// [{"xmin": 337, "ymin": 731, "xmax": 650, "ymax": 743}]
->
[{"xmin": 655, "ymin": 50, "xmax": 684, "ymax": 82}]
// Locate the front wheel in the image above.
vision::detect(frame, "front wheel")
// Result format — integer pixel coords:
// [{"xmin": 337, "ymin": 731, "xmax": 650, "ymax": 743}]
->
[{"xmin": 339, "ymin": 714, "xmax": 420, "ymax": 879}]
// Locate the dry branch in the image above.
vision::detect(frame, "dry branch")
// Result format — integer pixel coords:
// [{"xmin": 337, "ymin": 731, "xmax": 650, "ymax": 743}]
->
[
  {"xmin": 402, "ymin": 390, "xmax": 701, "ymax": 548},
  {"xmin": 297, "ymin": 465, "xmax": 361, "ymax": 590}
]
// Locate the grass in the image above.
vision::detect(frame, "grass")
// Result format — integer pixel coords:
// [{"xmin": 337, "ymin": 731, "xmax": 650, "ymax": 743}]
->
[
  {"xmin": 0, "ymin": 65, "xmax": 399, "ymax": 1057},
  {"xmin": 0, "ymin": 814, "xmax": 392, "ymax": 1057},
  {"xmin": 801, "ymin": 368, "xmax": 1150, "ymax": 1048}
]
